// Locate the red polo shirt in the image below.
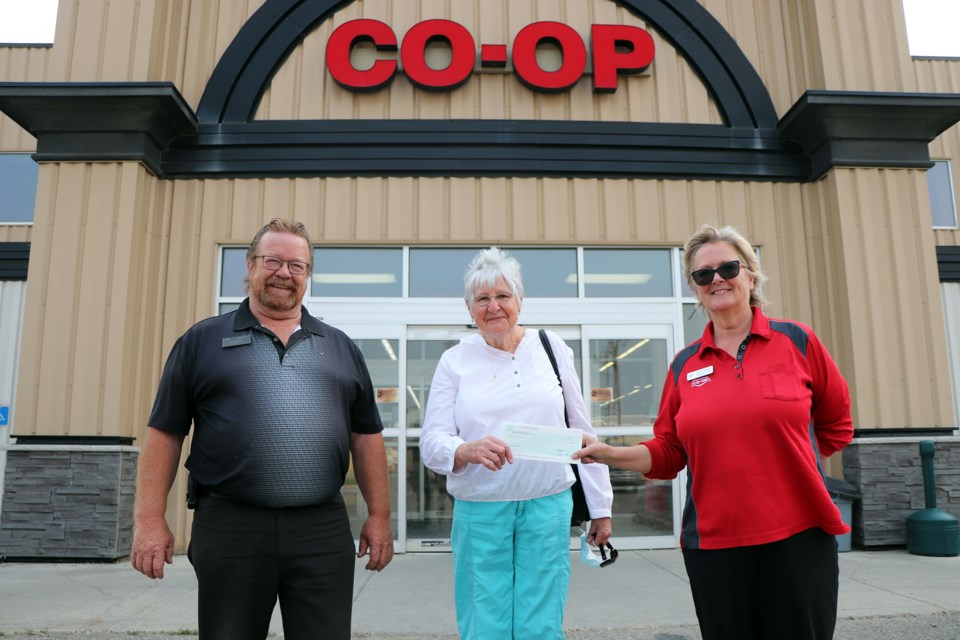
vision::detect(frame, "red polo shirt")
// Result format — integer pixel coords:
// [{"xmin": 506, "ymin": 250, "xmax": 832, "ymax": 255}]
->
[{"xmin": 645, "ymin": 307, "xmax": 853, "ymax": 549}]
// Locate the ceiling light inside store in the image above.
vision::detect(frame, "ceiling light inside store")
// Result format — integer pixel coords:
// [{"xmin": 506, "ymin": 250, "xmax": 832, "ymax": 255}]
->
[
  {"xmin": 617, "ymin": 339, "xmax": 650, "ymax": 360},
  {"xmin": 566, "ymin": 274, "xmax": 653, "ymax": 284},
  {"xmin": 313, "ymin": 274, "xmax": 397, "ymax": 284},
  {"xmin": 381, "ymin": 339, "xmax": 397, "ymax": 361}
]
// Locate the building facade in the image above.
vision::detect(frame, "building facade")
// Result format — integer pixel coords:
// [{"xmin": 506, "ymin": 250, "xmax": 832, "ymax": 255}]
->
[{"xmin": 1, "ymin": 0, "xmax": 959, "ymax": 559}]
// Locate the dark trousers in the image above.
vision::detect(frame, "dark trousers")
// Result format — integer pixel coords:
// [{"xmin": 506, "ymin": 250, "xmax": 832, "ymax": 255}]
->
[
  {"xmin": 682, "ymin": 527, "xmax": 839, "ymax": 640},
  {"xmin": 188, "ymin": 496, "xmax": 356, "ymax": 640}
]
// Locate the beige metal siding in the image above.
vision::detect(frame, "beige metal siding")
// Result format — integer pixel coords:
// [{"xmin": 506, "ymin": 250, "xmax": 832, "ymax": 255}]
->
[
  {"xmin": 916, "ymin": 61, "xmax": 960, "ymax": 247},
  {"xmin": 0, "ymin": 225, "xmax": 31, "ymax": 243},
  {"xmin": 805, "ymin": 168, "xmax": 955, "ymax": 431},
  {"xmin": 0, "ymin": 45, "xmax": 47, "ymax": 150},
  {"xmin": 14, "ymin": 163, "xmax": 176, "ymax": 440}
]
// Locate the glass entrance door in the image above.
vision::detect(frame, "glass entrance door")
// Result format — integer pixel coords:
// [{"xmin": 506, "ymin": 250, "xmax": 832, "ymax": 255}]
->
[
  {"xmin": 341, "ymin": 322, "xmax": 680, "ymax": 552},
  {"xmin": 581, "ymin": 325, "xmax": 679, "ymax": 549},
  {"xmin": 404, "ymin": 326, "xmax": 475, "ymax": 550}
]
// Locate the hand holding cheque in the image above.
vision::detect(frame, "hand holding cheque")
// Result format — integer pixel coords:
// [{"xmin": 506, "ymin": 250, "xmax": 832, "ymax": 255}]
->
[
  {"xmin": 455, "ymin": 424, "xmax": 588, "ymax": 471},
  {"xmin": 503, "ymin": 423, "xmax": 584, "ymax": 464}
]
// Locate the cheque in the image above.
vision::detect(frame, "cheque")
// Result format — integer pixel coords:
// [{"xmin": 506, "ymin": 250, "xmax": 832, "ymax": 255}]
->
[{"xmin": 503, "ymin": 422, "xmax": 583, "ymax": 464}]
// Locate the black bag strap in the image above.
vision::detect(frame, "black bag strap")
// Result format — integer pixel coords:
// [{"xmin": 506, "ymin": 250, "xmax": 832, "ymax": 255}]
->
[
  {"xmin": 539, "ymin": 329, "xmax": 589, "ymax": 518},
  {"xmin": 538, "ymin": 329, "xmax": 569, "ymax": 428}
]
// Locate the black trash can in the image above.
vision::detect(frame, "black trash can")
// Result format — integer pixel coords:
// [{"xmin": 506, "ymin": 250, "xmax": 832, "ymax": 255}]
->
[{"xmin": 826, "ymin": 477, "xmax": 860, "ymax": 552}]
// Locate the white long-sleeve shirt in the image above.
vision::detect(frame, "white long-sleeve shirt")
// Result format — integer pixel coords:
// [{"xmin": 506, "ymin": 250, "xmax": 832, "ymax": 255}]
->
[{"xmin": 419, "ymin": 329, "xmax": 613, "ymax": 518}]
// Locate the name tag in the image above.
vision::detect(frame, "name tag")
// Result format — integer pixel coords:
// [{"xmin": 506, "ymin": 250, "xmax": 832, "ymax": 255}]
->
[
  {"xmin": 222, "ymin": 333, "xmax": 253, "ymax": 348},
  {"xmin": 686, "ymin": 365, "xmax": 714, "ymax": 381}
]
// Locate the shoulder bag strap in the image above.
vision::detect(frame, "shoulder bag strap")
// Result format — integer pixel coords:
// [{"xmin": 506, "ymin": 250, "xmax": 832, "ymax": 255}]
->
[
  {"xmin": 538, "ymin": 328, "xmax": 588, "ymax": 518},
  {"xmin": 538, "ymin": 329, "xmax": 569, "ymax": 427}
]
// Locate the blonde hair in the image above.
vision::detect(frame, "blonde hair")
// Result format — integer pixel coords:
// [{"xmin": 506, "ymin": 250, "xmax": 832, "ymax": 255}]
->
[
  {"xmin": 683, "ymin": 224, "xmax": 767, "ymax": 310},
  {"xmin": 246, "ymin": 218, "xmax": 312, "ymax": 268}
]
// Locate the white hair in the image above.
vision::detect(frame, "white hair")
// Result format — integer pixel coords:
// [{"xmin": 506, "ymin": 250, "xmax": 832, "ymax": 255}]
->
[{"xmin": 464, "ymin": 247, "xmax": 524, "ymax": 303}]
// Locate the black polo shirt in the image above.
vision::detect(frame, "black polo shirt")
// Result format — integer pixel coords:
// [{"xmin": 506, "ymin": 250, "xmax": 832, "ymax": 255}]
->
[{"xmin": 147, "ymin": 299, "xmax": 383, "ymax": 508}]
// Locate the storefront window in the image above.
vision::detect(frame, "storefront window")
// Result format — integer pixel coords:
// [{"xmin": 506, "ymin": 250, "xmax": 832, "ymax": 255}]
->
[
  {"xmin": 0, "ymin": 154, "xmax": 40, "ymax": 224},
  {"xmin": 683, "ymin": 302, "xmax": 708, "ymax": 344},
  {"xmin": 927, "ymin": 160, "xmax": 958, "ymax": 228},
  {"xmin": 353, "ymin": 338, "xmax": 400, "ymax": 430},
  {"xmin": 583, "ymin": 249, "xmax": 672, "ymax": 297},
  {"xmin": 313, "ymin": 247, "xmax": 403, "ymax": 297},
  {"xmin": 507, "ymin": 248, "xmax": 578, "ymax": 297},
  {"xmin": 344, "ymin": 436, "xmax": 400, "ymax": 541},
  {"xmin": 220, "ymin": 247, "xmax": 247, "ymax": 297},
  {"xmin": 589, "ymin": 337, "xmax": 667, "ymax": 427},
  {"xmin": 409, "ymin": 247, "xmax": 483, "ymax": 297}
]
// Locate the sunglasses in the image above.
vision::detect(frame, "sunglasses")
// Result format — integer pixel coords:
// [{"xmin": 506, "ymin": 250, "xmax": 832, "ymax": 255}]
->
[
  {"xmin": 599, "ymin": 542, "xmax": 618, "ymax": 568},
  {"xmin": 690, "ymin": 260, "xmax": 742, "ymax": 286}
]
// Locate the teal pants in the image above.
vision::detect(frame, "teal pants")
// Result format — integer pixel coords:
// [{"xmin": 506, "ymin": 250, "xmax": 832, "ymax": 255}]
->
[{"xmin": 451, "ymin": 490, "xmax": 572, "ymax": 640}]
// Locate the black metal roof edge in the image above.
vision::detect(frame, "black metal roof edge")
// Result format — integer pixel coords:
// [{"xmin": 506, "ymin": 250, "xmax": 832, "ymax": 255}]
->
[
  {"xmin": 937, "ymin": 245, "xmax": 960, "ymax": 282},
  {"xmin": 191, "ymin": 118, "xmax": 773, "ymax": 139},
  {"xmin": 778, "ymin": 90, "xmax": 960, "ymax": 180},
  {"xmin": 0, "ymin": 82, "xmax": 199, "ymax": 174},
  {"xmin": 0, "ymin": 241, "xmax": 30, "ymax": 255},
  {"xmin": 160, "ymin": 120, "xmax": 810, "ymax": 180},
  {"xmin": 10, "ymin": 435, "xmax": 136, "ymax": 446},
  {"xmin": 0, "ymin": 42, "xmax": 53, "ymax": 49},
  {"xmin": 0, "ymin": 241, "xmax": 29, "ymax": 281},
  {"xmin": 853, "ymin": 428, "xmax": 958, "ymax": 438},
  {"xmin": 4, "ymin": 84, "xmax": 960, "ymax": 182},
  {"xmin": 159, "ymin": 159, "xmax": 811, "ymax": 182}
]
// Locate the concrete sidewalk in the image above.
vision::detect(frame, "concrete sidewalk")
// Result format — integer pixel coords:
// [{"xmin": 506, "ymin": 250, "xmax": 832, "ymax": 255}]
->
[{"xmin": 1, "ymin": 549, "xmax": 958, "ymax": 638}]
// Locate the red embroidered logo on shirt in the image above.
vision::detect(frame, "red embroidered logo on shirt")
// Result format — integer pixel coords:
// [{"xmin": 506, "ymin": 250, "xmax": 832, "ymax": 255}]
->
[{"xmin": 690, "ymin": 376, "xmax": 711, "ymax": 388}]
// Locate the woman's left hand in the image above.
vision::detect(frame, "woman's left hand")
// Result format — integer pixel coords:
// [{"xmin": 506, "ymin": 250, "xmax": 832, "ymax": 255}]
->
[{"xmin": 586, "ymin": 517, "xmax": 612, "ymax": 547}]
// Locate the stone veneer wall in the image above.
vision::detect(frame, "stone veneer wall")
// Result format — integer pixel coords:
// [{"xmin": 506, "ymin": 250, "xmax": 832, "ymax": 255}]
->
[
  {"xmin": 0, "ymin": 444, "xmax": 138, "ymax": 560},
  {"xmin": 843, "ymin": 437, "xmax": 960, "ymax": 548}
]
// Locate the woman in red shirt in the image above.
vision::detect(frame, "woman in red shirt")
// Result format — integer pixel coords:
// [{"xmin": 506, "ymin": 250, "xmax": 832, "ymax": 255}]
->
[{"xmin": 576, "ymin": 224, "xmax": 853, "ymax": 640}]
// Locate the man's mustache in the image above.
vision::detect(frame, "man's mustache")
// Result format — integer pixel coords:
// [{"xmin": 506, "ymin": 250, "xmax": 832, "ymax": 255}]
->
[{"xmin": 266, "ymin": 277, "xmax": 297, "ymax": 290}]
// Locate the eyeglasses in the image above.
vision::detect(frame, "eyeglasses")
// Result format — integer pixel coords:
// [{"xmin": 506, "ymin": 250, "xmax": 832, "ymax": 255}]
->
[
  {"xmin": 599, "ymin": 542, "xmax": 618, "ymax": 568},
  {"xmin": 473, "ymin": 293, "xmax": 514, "ymax": 307},
  {"xmin": 255, "ymin": 255, "xmax": 309, "ymax": 276},
  {"xmin": 690, "ymin": 260, "xmax": 742, "ymax": 286}
]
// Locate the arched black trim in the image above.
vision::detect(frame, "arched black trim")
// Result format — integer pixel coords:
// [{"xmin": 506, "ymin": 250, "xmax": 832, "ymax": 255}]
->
[
  {"xmin": 198, "ymin": 0, "xmax": 775, "ymax": 129},
  {"xmin": 197, "ymin": 0, "xmax": 351, "ymax": 123},
  {"xmin": 617, "ymin": 0, "xmax": 777, "ymax": 128}
]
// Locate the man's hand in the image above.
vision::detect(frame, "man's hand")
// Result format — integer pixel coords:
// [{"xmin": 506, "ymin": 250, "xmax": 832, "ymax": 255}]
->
[
  {"xmin": 131, "ymin": 515, "xmax": 175, "ymax": 579},
  {"xmin": 357, "ymin": 514, "xmax": 394, "ymax": 572}
]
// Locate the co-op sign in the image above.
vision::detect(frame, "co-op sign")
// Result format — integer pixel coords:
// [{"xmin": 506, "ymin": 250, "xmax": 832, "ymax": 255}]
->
[{"xmin": 326, "ymin": 19, "xmax": 655, "ymax": 93}]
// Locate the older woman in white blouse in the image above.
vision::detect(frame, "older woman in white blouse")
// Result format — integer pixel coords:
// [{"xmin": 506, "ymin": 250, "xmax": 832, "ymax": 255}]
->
[{"xmin": 420, "ymin": 247, "xmax": 613, "ymax": 640}]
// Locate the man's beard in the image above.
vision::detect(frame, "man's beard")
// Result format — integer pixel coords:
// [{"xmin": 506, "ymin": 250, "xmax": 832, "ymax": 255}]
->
[{"xmin": 254, "ymin": 276, "xmax": 302, "ymax": 312}]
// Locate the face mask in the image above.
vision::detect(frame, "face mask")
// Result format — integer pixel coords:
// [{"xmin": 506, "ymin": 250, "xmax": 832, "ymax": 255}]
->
[{"xmin": 579, "ymin": 531, "xmax": 603, "ymax": 568}]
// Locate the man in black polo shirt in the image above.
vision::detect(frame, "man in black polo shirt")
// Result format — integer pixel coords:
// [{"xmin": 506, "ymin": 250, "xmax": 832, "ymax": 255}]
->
[{"xmin": 131, "ymin": 218, "xmax": 393, "ymax": 640}]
